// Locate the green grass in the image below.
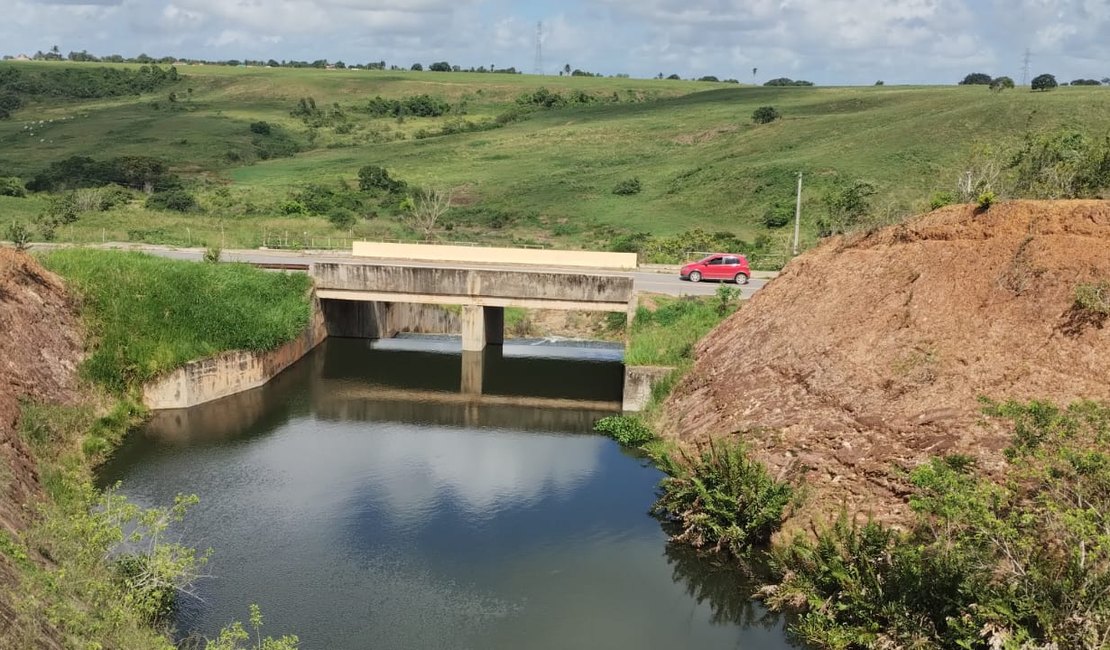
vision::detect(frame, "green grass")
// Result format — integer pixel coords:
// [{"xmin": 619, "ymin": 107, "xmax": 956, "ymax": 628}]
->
[
  {"xmin": 626, "ymin": 295, "xmax": 734, "ymax": 366},
  {"xmin": 40, "ymin": 249, "xmax": 312, "ymax": 392},
  {"xmin": 3, "ymin": 62, "xmax": 1110, "ymax": 253}
]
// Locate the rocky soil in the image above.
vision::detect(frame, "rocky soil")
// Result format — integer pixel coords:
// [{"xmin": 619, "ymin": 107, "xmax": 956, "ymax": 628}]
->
[{"xmin": 662, "ymin": 201, "xmax": 1110, "ymax": 531}]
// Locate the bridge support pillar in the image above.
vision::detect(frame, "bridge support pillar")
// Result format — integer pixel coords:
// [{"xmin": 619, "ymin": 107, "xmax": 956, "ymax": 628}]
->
[
  {"xmin": 461, "ymin": 305, "xmax": 505, "ymax": 351},
  {"xmin": 460, "ymin": 350, "xmax": 483, "ymax": 396}
]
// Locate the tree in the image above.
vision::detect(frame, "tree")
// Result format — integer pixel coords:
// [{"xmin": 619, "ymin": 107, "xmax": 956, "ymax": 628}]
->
[
  {"xmin": 428, "ymin": 61, "xmax": 451, "ymax": 72},
  {"xmin": 410, "ymin": 63, "xmax": 423, "ymax": 71},
  {"xmin": 357, "ymin": 165, "xmax": 406, "ymax": 194},
  {"xmin": 564, "ymin": 64, "xmax": 571, "ymax": 75},
  {"xmin": 752, "ymin": 106, "xmax": 780, "ymax": 124},
  {"xmin": 402, "ymin": 188, "xmax": 453, "ymax": 240},
  {"xmin": 667, "ymin": 73, "xmax": 681, "ymax": 80},
  {"xmin": 1070, "ymin": 78, "xmax": 1101, "ymax": 86},
  {"xmin": 1102, "ymin": 77, "xmax": 1110, "ymax": 85},
  {"xmin": 990, "ymin": 76, "xmax": 1015, "ymax": 92},
  {"xmin": 1031, "ymin": 73, "xmax": 1058, "ymax": 91},
  {"xmin": 959, "ymin": 72, "xmax": 993, "ymax": 85},
  {"xmin": 698, "ymin": 75, "xmax": 720, "ymax": 82},
  {"xmin": 875, "ymin": 80, "xmax": 884, "ymax": 86}
]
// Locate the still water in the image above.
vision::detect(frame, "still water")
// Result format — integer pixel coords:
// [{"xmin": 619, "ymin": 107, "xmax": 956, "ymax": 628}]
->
[{"xmin": 99, "ymin": 338, "xmax": 795, "ymax": 649}]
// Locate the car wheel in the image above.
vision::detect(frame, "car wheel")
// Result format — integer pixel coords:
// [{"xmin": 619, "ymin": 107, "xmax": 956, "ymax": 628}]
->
[
  {"xmin": 689, "ymin": 271, "xmax": 702, "ymax": 283},
  {"xmin": 734, "ymin": 272, "xmax": 749, "ymax": 285}
]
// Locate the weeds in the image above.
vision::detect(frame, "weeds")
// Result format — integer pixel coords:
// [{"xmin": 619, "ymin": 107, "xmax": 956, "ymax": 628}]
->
[
  {"xmin": 767, "ymin": 400, "xmax": 1110, "ymax": 650},
  {"xmin": 626, "ymin": 296, "xmax": 736, "ymax": 366},
  {"xmin": 654, "ymin": 439, "xmax": 794, "ymax": 557},
  {"xmin": 594, "ymin": 415, "xmax": 656, "ymax": 446},
  {"xmin": 1075, "ymin": 280, "xmax": 1110, "ymax": 316}
]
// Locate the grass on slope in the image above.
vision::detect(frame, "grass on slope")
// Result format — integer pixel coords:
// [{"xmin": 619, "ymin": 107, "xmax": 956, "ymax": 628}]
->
[
  {"xmin": 42, "ymin": 249, "xmax": 312, "ymax": 392},
  {"xmin": 4, "ymin": 62, "xmax": 1110, "ymax": 254},
  {"xmin": 626, "ymin": 293, "xmax": 736, "ymax": 367}
]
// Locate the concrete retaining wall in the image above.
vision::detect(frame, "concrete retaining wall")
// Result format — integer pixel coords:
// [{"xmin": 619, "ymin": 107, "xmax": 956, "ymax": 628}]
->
[
  {"xmin": 352, "ymin": 241, "xmax": 637, "ymax": 270},
  {"xmin": 622, "ymin": 365, "xmax": 675, "ymax": 412},
  {"xmin": 142, "ymin": 298, "xmax": 328, "ymax": 410}
]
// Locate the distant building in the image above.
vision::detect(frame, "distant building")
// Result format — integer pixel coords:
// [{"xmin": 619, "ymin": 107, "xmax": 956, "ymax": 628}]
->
[{"xmin": 14, "ymin": 54, "xmax": 31, "ymax": 61}]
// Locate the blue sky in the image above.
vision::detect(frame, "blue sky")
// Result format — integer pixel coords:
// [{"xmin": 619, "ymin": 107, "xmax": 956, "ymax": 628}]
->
[{"xmin": 3, "ymin": 0, "xmax": 1109, "ymax": 84}]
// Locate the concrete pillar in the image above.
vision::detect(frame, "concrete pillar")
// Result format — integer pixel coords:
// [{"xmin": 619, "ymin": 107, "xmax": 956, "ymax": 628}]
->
[
  {"xmin": 484, "ymin": 306, "xmax": 504, "ymax": 346},
  {"xmin": 461, "ymin": 304, "xmax": 486, "ymax": 351},
  {"xmin": 460, "ymin": 350, "xmax": 483, "ymax": 396}
]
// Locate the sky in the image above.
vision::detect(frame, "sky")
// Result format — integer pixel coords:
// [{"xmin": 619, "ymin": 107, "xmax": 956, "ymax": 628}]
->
[{"xmin": 3, "ymin": 0, "xmax": 1109, "ymax": 85}]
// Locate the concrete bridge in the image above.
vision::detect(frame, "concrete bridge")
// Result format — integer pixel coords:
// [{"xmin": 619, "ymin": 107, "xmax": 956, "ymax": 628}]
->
[{"xmin": 312, "ymin": 262, "xmax": 636, "ymax": 352}]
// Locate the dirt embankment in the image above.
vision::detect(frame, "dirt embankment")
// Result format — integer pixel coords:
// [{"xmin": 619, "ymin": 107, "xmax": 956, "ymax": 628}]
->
[
  {"xmin": 662, "ymin": 201, "xmax": 1110, "ymax": 530},
  {"xmin": 0, "ymin": 250, "xmax": 84, "ymax": 641}
]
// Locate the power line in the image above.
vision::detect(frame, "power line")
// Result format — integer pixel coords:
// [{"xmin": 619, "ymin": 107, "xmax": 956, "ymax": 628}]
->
[{"xmin": 533, "ymin": 21, "xmax": 544, "ymax": 76}]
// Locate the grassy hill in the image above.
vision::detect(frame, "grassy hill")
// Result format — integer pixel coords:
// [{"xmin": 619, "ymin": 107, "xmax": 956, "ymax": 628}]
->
[{"xmin": 2, "ymin": 62, "xmax": 1108, "ymax": 262}]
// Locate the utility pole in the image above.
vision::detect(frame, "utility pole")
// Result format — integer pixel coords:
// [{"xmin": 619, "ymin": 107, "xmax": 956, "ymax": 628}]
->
[{"xmin": 792, "ymin": 172, "xmax": 803, "ymax": 256}]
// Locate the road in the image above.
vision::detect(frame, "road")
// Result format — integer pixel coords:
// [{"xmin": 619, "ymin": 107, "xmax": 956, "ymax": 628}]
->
[{"xmin": 30, "ymin": 243, "xmax": 772, "ymax": 298}]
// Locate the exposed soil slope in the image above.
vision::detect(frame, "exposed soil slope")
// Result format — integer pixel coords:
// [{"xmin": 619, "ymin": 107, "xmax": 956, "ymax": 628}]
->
[
  {"xmin": 0, "ymin": 249, "xmax": 83, "ymax": 643},
  {"xmin": 662, "ymin": 201, "xmax": 1110, "ymax": 529}
]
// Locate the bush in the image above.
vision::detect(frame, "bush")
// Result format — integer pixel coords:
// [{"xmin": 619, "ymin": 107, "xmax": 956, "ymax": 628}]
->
[
  {"xmin": 976, "ymin": 190, "xmax": 996, "ymax": 211},
  {"xmin": 357, "ymin": 165, "xmax": 407, "ymax": 194},
  {"xmin": 818, "ymin": 181, "xmax": 877, "ymax": 236},
  {"xmin": 761, "ymin": 205, "xmax": 791, "ymax": 228},
  {"xmin": 326, "ymin": 207, "xmax": 357, "ymax": 229},
  {"xmin": 1008, "ymin": 130, "xmax": 1110, "ymax": 199},
  {"xmin": 654, "ymin": 439, "xmax": 794, "ymax": 556},
  {"xmin": 751, "ymin": 106, "xmax": 781, "ymax": 124},
  {"xmin": 1074, "ymin": 281, "xmax": 1110, "ymax": 316},
  {"xmin": 612, "ymin": 178, "xmax": 642, "ymax": 195},
  {"xmin": 1032, "ymin": 73, "xmax": 1058, "ymax": 91},
  {"xmin": 990, "ymin": 76, "xmax": 1015, "ymax": 92},
  {"xmin": 249, "ymin": 120, "xmax": 272, "ymax": 135},
  {"xmin": 594, "ymin": 415, "xmax": 655, "ymax": 446},
  {"xmin": 5, "ymin": 221, "xmax": 31, "ymax": 250},
  {"xmin": 0, "ymin": 176, "xmax": 25, "ymax": 197},
  {"xmin": 763, "ymin": 78, "xmax": 814, "ymax": 87},
  {"xmin": 145, "ymin": 189, "xmax": 197, "ymax": 212},
  {"xmin": 292, "ymin": 182, "xmax": 364, "ymax": 214},
  {"xmin": 929, "ymin": 190, "xmax": 956, "ymax": 209},
  {"xmin": 203, "ymin": 246, "xmax": 221, "ymax": 263}
]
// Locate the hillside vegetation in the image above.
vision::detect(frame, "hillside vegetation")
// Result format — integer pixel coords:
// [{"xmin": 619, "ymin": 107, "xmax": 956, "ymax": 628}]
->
[{"xmin": 2, "ymin": 62, "xmax": 1110, "ymax": 264}]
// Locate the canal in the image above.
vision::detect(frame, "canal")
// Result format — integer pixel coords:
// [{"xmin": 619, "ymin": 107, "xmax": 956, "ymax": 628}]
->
[{"xmin": 99, "ymin": 337, "xmax": 795, "ymax": 649}]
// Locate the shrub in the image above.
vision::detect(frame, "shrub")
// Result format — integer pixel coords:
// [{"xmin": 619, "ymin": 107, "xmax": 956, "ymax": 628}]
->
[
  {"xmin": 990, "ymin": 76, "xmax": 1015, "ymax": 92},
  {"xmin": 594, "ymin": 415, "xmax": 656, "ymax": 446},
  {"xmin": 715, "ymin": 284, "xmax": 741, "ymax": 315},
  {"xmin": 929, "ymin": 190, "xmax": 956, "ymax": 210},
  {"xmin": 357, "ymin": 165, "xmax": 407, "ymax": 194},
  {"xmin": 0, "ymin": 176, "xmax": 25, "ymax": 197},
  {"xmin": 249, "ymin": 120, "xmax": 272, "ymax": 135},
  {"xmin": 5, "ymin": 221, "xmax": 31, "ymax": 250},
  {"xmin": 205, "ymin": 605, "xmax": 299, "ymax": 650},
  {"xmin": 145, "ymin": 189, "xmax": 197, "ymax": 212},
  {"xmin": 612, "ymin": 178, "xmax": 642, "ymax": 195},
  {"xmin": 1074, "ymin": 281, "xmax": 1110, "ymax": 316},
  {"xmin": 818, "ymin": 181, "xmax": 876, "ymax": 236},
  {"xmin": 654, "ymin": 439, "xmax": 794, "ymax": 556},
  {"xmin": 1008, "ymin": 130, "xmax": 1110, "ymax": 199},
  {"xmin": 326, "ymin": 207, "xmax": 357, "ymax": 229},
  {"xmin": 203, "ymin": 246, "xmax": 221, "ymax": 263},
  {"xmin": 761, "ymin": 205, "xmax": 791, "ymax": 228},
  {"xmin": 763, "ymin": 78, "xmax": 813, "ymax": 86},
  {"xmin": 751, "ymin": 106, "xmax": 780, "ymax": 124},
  {"xmin": 976, "ymin": 189, "xmax": 996, "ymax": 211}
]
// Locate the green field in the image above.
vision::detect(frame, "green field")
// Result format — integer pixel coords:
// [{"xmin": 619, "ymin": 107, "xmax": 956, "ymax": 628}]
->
[{"xmin": 3, "ymin": 62, "xmax": 1109, "ymax": 258}]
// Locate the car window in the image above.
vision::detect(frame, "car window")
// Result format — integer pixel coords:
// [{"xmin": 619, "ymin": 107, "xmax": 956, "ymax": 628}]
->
[
  {"xmin": 706, "ymin": 257, "xmax": 723, "ymax": 265},
  {"xmin": 724, "ymin": 256, "xmax": 739, "ymax": 265}
]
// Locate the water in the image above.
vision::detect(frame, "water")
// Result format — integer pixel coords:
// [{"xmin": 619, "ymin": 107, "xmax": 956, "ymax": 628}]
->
[{"xmin": 99, "ymin": 338, "xmax": 795, "ymax": 649}]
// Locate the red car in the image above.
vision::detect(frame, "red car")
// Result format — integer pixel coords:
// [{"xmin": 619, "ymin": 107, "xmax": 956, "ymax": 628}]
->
[{"xmin": 680, "ymin": 253, "xmax": 750, "ymax": 284}]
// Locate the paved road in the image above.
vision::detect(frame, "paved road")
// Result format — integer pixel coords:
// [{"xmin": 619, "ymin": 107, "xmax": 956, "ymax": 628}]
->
[{"xmin": 32, "ymin": 243, "xmax": 771, "ymax": 298}]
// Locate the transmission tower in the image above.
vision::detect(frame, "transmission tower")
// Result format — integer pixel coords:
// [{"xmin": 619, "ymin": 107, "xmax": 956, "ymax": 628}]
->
[
  {"xmin": 1021, "ymin": 48, "xmax": 1032, "ymax": 86},
  {"xmin": 533, "ymin": 21, "xmax": 544, "ymax": 76}
]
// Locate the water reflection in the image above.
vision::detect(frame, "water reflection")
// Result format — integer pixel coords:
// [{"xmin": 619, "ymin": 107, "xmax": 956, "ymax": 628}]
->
[{"xmin": 98, "ymin": 337, "xmax": 796, "ymax": 650}]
